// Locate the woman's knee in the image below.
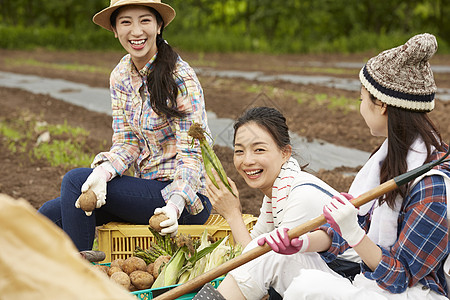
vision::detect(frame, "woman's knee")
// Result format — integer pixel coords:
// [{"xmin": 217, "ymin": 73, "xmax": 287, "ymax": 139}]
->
[
  {"xmin": 37, "ymin": 198, "xmax": 63, "ymax": 227},
  {"xmin": 61, "ymin": 168, "xmax": 91, "ymax": 190}
]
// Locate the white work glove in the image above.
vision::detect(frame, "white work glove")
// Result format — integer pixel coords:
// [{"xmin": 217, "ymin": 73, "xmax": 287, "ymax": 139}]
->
[
  {"xmin": 75, "ymin": 162, "xmax": 115, "ymax": 216},
  {"xmin": 257, "ymin": 227, "xmax": 310, "ymax": 255},
  {"xmin": 153, "ymin": 194, "xmax": 185, "ymax": 237},
  {"xmin": 323, "ymin": 193, "xmax": 366, "ymax": 247}
]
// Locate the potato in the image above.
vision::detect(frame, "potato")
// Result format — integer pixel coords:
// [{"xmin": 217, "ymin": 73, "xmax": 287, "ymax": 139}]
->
[
  {"xmin": 146, "ymin": 263, "xmax": 154, "ymax": 275},
  {"xmin": 110, "ymin": 258, "xmax": 125, "ymax": 270},
  {"xmin": 110, "ymin": 271, "xmax": 131, "ymax": 290},
  {"xmin": 78, "ymin": 189, "xmax": 97, "ymax": 213},
  {"xmin": 107, "ymin": 266, "xmax": 122, "ymax": 277},
  {"xmin": 121, "ymin": 256, "xmax": 147, "ymax": 275},
  {"xmin": 129, "ymin": 284, "xmax": 138, "ymax": 292},
  {"xmin": 130, "ymin": 270, "xmax": 154, "ymax": 290},
  {"xmin": 148, "ymin": 213, "xmax": 169, "ymax": 232},
  {"xmin": 153, "ymin": 255, "xmax": 171, "ymax": 279}
]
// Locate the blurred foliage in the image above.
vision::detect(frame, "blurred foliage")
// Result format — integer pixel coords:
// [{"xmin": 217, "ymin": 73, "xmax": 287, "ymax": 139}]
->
[
  {"xmin": 0, "ymin": 115, "xmax": 95, "ymax": 168},
  {"xmin": 0, "ymin": 0, "xmax": 449, "ymax": 53}
]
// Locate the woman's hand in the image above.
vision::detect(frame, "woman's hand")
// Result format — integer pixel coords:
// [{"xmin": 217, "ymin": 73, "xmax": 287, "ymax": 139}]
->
[
  {"xmin": 257, "ymin": 227, "xmax": 310, "ymax": 255},
  {"xmin": 75, "ymin": 165, "xmax": 111, "ymax": 215},
  {"xmin": 323, "ymin": 193, "xmax": 365, "ymax": 247},
  {"xmin": 153, "ymin": 204, "xmax": 179, "ymax": 237},
  {"xmin": 205, "ymin": 169, "xmax": 241, "ymax": 221}
]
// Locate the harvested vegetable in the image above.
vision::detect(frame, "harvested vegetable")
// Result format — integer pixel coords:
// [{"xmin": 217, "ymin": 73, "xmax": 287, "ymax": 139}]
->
[
  {"xmin": 129, "ymin": 270, "xmax": 154, "ymax": 290},
  {"xmin": 121, "ymin": 257, "xmax": 147, "ymax": 275},
  {"xmin": 153, "ymin": 255, "xmax": 171, "ymax": 279},
  {"xmin": 188, "ymin": 122, "xmax": 235, "ymax": 196},
  {"xmin": 204, "ymin": 236, "xmax": 233, "ymax": 273},
  {"xmin": 163, "ymin": 247, "xmax": 188, "ymax": 286},
  {"xmin": 110, "ymin": 271, "xmax": 131, "ymax": 290},
  {"xmin": 146, "ymin": 263, "xmax": 154, "ymax": 275},
  {"xmin": 110, "ymin": 258, "xmax": 125, "ymax": 270},
  {"xmin": 78, "ymin": 189, "xmax": 97, "ymax": 216},
  {"xmin": 186, "ymin": 229, "xmax": 211, "ymax": 280},
  {"xmin": 149, "ymin": 214, "xmax": 169, "ymax": 232},
  {"xmin": 107, "ymin": 266, "xmax": 122, "ymax": 277},
  {"xmin": 152, "ymin": 230, "xmax": 227, "ymax": 288}
]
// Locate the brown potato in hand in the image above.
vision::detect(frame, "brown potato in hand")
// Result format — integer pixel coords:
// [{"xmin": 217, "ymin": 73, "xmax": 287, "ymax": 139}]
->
[
  {"xmin": 78, "ymin": 189, "xmax": 97, "ymax": 215},
  {"xmin": 149, "ymin": 213, "xmax": 169, "ymax": 232}
]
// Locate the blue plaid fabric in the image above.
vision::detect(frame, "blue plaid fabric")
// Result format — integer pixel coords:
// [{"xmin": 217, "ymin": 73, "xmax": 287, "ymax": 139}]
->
[{"xmin": 320, "ymin": 147, "xmax": 450, "ymax": 297}]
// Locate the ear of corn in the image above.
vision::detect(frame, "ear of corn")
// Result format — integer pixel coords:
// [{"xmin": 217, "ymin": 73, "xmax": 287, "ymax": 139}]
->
[
  {"xmin": 186, "ymin": 229, "xmax": 211, "ymax": 280},
  {"xmin": 204, "ymin": 236, "xmax": 229, "ymax": 273},
  {"xmin": 188, "ymin": 122, "xmax": 236, "ymax": 196},
  {"xmin": 163, "ymin": 247, "xmax": 188, "ymax": 286},
  {"xmin": 139, "ymin": 227, "xmax": 244, "ymax": 287},
  {"xmin": 177, "ymin": 268, "xmax": 192, "ymax": 284},
  {"xmin": 151, "ymin": 261, "xmax": 167, "ymax": 288},
  {"xmin": 151, "ymin": 231, "xmax": 227, "ymax": 288}
]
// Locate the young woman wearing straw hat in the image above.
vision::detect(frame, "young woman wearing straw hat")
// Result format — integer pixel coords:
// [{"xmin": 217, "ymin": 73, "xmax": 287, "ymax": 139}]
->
[{"xmin": 38, "ymin": 0, "xmax": 213, "ymax": 253}]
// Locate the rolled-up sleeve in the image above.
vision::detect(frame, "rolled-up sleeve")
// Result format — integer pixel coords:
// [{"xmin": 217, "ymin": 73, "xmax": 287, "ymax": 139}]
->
[{"xmin": 161, "ymin": 59, "xmax": 211, "ymax": 214}]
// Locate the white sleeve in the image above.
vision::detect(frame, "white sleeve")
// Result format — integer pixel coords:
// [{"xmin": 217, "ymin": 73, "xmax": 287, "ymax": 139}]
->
[{"xmin": 279, "ymin": 184, "xmax": 334, "ymax": 229}]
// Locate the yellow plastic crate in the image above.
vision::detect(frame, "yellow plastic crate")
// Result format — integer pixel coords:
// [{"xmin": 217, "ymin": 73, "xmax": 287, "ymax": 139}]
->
[{"xmin": 98, "ymin": 214, "xmax": 257, "ymax": 263}]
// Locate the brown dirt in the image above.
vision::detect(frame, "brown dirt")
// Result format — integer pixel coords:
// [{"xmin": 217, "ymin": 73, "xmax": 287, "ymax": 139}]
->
[{"xmin": 1, "ymin": 49, "xmax": 450, "ymax": 217}]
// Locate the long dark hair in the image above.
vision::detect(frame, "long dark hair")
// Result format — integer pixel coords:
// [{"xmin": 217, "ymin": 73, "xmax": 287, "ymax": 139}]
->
[
  {"xmin": 368, "ymin": 94, "xmax": 444, "ymax": 208},
  {"xmin": 111, "ymin": 6, "xmax": 185, "ymax": 119}
]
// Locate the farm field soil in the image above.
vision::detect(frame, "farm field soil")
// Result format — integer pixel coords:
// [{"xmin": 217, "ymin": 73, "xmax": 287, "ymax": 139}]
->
[{"xmin": 1, "ymin": 49, "xmax": 450, "ymax": 217}]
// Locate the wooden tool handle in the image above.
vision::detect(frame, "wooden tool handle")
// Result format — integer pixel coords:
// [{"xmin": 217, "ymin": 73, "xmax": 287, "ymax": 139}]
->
[{"xmin": 153, "ymin": 179, "xmax": 397, "ymax": 300}]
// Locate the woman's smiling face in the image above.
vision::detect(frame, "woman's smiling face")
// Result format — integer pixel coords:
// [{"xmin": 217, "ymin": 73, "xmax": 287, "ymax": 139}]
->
[
  {"xmin": 112, "ymin": 5, "xmax": 161, "ymax": 70},
  {"xmin": 233, "ymin": 122, "xmax": 291, "ymax": 198}
]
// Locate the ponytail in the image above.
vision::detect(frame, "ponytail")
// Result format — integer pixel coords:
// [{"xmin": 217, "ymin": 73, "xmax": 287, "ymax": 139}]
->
[{"xmin": 147, "ymin": 9, "xmax": 185, "ymax": 118}]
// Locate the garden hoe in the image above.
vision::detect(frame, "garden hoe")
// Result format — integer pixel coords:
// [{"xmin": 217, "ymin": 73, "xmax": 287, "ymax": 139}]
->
[{"xmin": 154, "ymin": 145, "xmax": 450, "ymax": 300}]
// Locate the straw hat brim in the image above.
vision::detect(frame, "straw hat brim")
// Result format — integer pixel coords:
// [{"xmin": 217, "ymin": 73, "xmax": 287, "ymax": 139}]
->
[{"xmin": 93, "ymin": 0, "xmax": 176, "ymax": 31}]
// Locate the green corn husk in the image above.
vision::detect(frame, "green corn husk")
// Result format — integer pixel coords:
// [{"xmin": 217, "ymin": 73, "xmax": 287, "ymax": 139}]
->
[
  {"xmin": 203, "ymin": 236, "xmax": 229, "ymax": 273},
  {"xmin": 177, "ymin": 268, "xmax": 192, "ymax": 284},
  {"xmin": 187, "ymin": 229, "xmax": 211, "ymax": 280},
  {"xmin": 164, "ymin": 247, "xmax": 189, "ymax": 286},
  {"xmin": 152, "ymin": 246, "xmax": 188, "ymax": 288},
  {"xmin": 188, "ymin": 122, "xmax": 236, "ymax": 196}
]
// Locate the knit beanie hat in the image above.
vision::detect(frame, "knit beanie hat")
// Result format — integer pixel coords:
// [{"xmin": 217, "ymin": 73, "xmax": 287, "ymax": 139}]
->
[{"xmin": 359, "ymin": 33, "xmax": 437, "ymax": 112}]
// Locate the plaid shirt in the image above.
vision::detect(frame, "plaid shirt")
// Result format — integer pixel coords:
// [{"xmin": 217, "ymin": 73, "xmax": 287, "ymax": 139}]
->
[
  {"xmin": 320, "ymin": 148, "xmax": 450, "ymax": 297},
  {"xmin": 92, "ymin": 53, "xmax": 211, "ymax": 214}
]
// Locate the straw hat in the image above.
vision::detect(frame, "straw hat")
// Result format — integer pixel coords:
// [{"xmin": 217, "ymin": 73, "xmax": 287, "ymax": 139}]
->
[{"xmin": 93, "ymin": 0, "xmax": 176, "ymax": 31}]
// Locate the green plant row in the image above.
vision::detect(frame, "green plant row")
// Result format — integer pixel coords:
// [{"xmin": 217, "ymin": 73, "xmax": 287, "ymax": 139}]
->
[
  {"xmin": 1, "ymin": 25, "xmax": 449, "ymax": 54},
  {"xmin": 0, "ymin": 25, "xmax": 120, "ymax": 51},
  {"xmin": 0, "ymin": 117, "xmax": 95, "ymax": 168}
]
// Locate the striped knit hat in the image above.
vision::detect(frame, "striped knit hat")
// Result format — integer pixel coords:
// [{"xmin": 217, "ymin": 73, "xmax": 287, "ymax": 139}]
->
[{"xmin": 359, "ymin": 33, "xmax": 437, "ymax": 112}]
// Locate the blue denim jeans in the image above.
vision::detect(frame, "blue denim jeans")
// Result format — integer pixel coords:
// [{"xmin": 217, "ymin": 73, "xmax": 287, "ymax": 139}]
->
[{"xmin": 38, "ymin": 168, "xmax": 212, "ymax": 251}]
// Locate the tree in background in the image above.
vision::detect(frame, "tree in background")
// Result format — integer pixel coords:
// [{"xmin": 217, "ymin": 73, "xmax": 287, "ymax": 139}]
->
[{"xmin": 0, "ymin": 0, "xmax": 448, "ymax": 53}]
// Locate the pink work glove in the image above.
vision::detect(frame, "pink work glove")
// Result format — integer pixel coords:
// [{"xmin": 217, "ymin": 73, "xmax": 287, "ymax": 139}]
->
[
  {"xmin": 257, "ymin": 227, "xmax": 310, "ymax": 255},
  {"xmin": 323, "ymin": 193, "xmax": 365, "ymax": 247}
]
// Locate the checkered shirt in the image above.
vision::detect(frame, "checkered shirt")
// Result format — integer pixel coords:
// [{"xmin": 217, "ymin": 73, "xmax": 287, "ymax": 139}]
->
[{"xmin": 92, "ymin": 53, "xmax": 211, "ymax": 214}]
